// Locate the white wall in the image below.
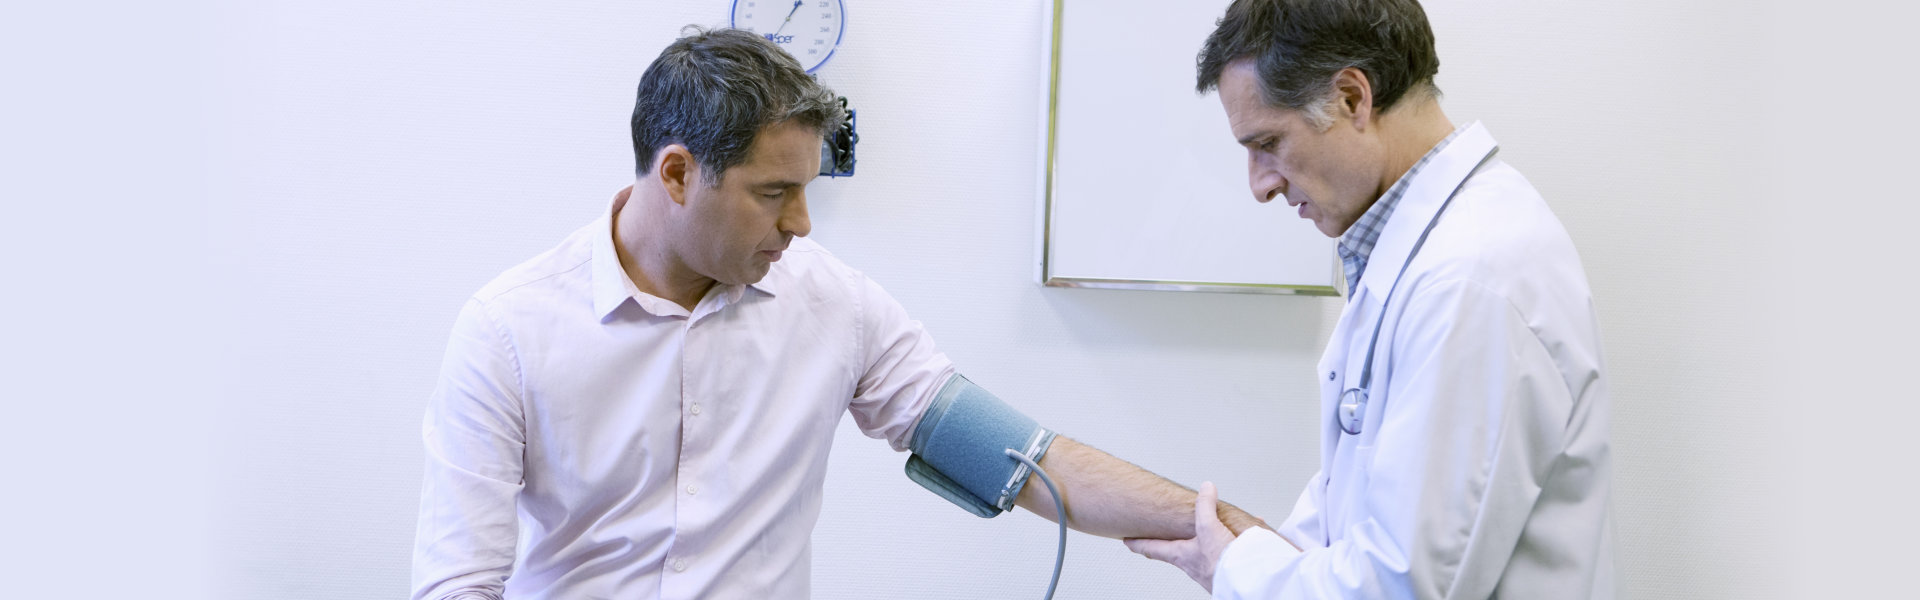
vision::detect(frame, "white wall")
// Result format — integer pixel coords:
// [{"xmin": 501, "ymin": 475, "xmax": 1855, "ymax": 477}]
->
[
  {"xmin": 2, "ymin": 2, "xmax": 216, "ymax": 597},
  {"xmin": 9, "ymin": 1, "xmax": 1916, "ymax": 599}
]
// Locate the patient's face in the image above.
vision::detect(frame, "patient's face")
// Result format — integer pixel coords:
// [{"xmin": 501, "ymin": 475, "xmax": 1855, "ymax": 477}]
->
[{"xmin": 678, "ymin": 121, "xmax": 822, "ymax": 285}]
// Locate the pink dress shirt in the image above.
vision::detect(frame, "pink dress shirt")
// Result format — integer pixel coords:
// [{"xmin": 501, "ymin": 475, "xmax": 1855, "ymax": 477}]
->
[{"xmin": 412, "ymin": 194, "xmax": 955, "ymax": 599}]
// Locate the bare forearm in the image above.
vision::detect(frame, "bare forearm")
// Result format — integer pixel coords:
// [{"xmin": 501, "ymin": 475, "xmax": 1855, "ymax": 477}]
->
[{"xmin": 1014, "ymin": 436, "xmax": 1270, "ymax": 539}]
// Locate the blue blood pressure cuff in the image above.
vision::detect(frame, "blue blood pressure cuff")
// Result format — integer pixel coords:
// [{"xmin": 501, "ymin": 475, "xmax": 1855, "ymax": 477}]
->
[{"xmin": 905, "ymin": 374, "xmax": 1058, "ymax": 518}]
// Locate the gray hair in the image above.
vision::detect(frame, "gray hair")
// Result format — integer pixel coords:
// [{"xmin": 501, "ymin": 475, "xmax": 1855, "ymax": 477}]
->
[
  {"xmin": 631, "ymin": 27, "xmax": 844, "ymax": 185},
  {"xmin": 1196, "ymin": 0, "xmax": 1441, "ymax": 130}
]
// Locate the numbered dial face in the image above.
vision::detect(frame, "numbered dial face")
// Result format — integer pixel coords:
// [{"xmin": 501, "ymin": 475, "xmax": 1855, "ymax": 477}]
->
[{"xmin": 730, "ymin": 0, "xmax": 845, "ymax": 73}]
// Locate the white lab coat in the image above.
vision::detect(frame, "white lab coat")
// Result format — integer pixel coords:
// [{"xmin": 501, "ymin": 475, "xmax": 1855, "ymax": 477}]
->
[{"xmin": 1214, "ymin": 122, "xmax": 1615, "ymax": 599}]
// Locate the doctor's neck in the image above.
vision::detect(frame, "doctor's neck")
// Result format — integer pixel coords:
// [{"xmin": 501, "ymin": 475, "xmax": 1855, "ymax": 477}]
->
[{"xmin": 1373, "ymin": 89, "xmax": 1456, "ymax": 196}]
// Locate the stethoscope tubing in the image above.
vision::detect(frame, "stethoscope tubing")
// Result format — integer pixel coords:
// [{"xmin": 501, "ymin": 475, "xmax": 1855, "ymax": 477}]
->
[{"xmin": 1339, "ymin": 146, "xmax": 1501, "ymax": 436}]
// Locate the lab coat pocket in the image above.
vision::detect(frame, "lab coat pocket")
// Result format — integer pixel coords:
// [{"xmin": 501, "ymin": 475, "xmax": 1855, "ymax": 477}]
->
[
  {"xmin": 1352, "ymin": 442, "xmax": 1381, "ymax": 478},
  {"xmin": 1351, "ymin": 438, "xmax": 1382, "ymax": 475},
  {"xmin": 1326, "ymin": 438, "xmax": 1380, "ymax": 535}
]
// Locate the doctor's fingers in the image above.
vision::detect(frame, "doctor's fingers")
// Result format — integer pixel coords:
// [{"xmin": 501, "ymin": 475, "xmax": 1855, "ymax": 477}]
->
[
  {"xmin": 1124, "ymin": 537, "xmax": 1215, "ymax": 592},
  {"xmin": 1194, "ymin": 482, "xmax": 1220, "ymax": 525},
  {"xmin": 1123, "ymin": 537, "xmax": 1194, "ymax": 564},
  {"xmin": 1216, "ymin": 501, "xmax": 1274, "ymax": 536}
]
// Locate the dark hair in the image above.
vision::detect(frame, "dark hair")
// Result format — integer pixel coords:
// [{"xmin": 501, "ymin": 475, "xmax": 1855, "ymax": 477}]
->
[
  {"xmin": 631, "ymin": 27, "xmax": 843, "ymax": 185},
  {"xmin": 1196, "ymin": 0, "xmax": 1439, "ymax": 118}
]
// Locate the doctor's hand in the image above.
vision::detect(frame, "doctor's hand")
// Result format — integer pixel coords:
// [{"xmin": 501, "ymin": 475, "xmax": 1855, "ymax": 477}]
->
[
  {"xmin": 1215, "ymin": 499, "xmax": 1272, "ymax": 538},
  {"xmin": 1123, "ymin": 482, "xmax": 1239, "ymax": 594}
]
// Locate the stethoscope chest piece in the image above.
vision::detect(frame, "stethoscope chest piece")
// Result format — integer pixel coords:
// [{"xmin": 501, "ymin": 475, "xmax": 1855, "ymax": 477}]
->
[{"xmin": 1338, "ymin": 387, "xmax": 1368, "ymax": 435}]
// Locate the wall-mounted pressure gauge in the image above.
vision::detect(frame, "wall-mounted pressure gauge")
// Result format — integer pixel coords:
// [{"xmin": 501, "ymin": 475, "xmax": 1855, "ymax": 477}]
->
[{"xmin": 730, "ymin": 0, "xmax": 846, "ymax": 73}]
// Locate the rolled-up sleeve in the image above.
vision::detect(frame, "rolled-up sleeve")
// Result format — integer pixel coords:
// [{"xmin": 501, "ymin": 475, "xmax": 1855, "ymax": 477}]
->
[
  {"xmin": 412, "ymin": 299, "xmax": 528, "ymax": 600},
  {"xmin": 1213, "ymin": 280, "xmax": 1573, "ymax": 599},
  {"xmin": 846, "ymin": 274, "xmax": 955, "ymax": 451}
]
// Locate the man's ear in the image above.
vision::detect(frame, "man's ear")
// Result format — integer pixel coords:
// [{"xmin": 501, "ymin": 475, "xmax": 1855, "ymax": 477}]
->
[
  {"xmin": 1330, "ymin": 67, "xmax": 1375, "ymax": 130},
  {"xmin": 657, "ymin": 144, "xmax": 698, "ymax": 206}
]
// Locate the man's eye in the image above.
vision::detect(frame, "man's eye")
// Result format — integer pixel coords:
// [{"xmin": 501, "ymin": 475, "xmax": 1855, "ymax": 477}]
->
[{"xmin": 1259, "ymin": 139, "xmax": 1278, "ymax": 152}]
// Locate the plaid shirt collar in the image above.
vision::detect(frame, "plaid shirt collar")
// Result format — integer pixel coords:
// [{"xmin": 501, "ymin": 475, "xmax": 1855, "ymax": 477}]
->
[{"xmin": 1336, "ymin": 125, "xmax": 1465, "ymax": 297}]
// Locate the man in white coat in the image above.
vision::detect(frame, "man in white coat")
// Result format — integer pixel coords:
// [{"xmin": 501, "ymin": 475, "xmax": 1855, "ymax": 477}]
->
[{"xmin": 1124, "ymin": 1, "xmax": 1615, "ymax": 597}]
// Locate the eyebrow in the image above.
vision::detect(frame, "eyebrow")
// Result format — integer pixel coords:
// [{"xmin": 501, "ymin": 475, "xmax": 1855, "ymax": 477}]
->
[
  {"xmin": 1237, "ymin": 130, "xmax": 1280, "ymax": 146},
  {"xmin": 757, "ymin": 179, "xmax": 807, "ymax": 190}
]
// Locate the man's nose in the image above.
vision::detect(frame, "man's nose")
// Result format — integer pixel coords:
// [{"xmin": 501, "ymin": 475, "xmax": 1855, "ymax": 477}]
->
[
  {"xmin": 1252, "ymin": 176, "xmax": 1286, "ymax": 204},
  {"xmin": 1249, "ymin": 155, "xmax": 1285, "ymax": 203},
  {"xmin": 780, "ymin": 193, "xmax": 812, "ymax": 238}
]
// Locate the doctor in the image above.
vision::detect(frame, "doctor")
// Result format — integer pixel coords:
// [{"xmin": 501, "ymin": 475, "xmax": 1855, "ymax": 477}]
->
[{"xmin": 1124, "ymin": 0, "xmax": 1614, "ymax": 597}]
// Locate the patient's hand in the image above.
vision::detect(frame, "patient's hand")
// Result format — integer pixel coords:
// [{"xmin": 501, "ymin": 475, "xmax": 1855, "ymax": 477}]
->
[{"xmin": 1123, "ymin": 482, "xmax": 1240, "ymax": 593}]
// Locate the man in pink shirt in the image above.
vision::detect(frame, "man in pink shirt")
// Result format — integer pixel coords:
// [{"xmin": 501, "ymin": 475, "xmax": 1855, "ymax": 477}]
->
[{"xmin": 411, "ymin": 27, "xmax": 1267, "ymax": 600}]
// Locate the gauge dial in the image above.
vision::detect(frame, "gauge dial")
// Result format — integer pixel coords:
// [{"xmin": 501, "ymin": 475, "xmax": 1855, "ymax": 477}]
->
[{"xmin": 730, "ymin": 0, "xmax": 845, "ymax": 73}]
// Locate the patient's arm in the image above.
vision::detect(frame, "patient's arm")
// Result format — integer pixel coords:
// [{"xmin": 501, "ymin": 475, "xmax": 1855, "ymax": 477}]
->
[{"xmin": 1013, "ymin": 436, "xmax": 1270, "ymax": 539}]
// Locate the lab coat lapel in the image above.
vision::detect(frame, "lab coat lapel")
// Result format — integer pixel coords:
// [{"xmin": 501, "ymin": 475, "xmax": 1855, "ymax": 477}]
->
[
  {"xmin": 1353, "ymin": 122, "xmax": 1497, "ymax": 303},
  {"xmin": 1325, "ymin": 122, "xmax": 1499, "ymax": 478}
]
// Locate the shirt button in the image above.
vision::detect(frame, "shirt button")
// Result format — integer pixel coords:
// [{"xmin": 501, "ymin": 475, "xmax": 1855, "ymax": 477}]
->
[
  {"xmin": 686, "ymin": 484, "xmax": 699, "ymax": 495},
  {"xmin": 671, "ymin": 558, "xmax": 687, "ymax": 572},
  {"xmin": 1328, "ymin": 371, "xmax": 1337, "ymax": 381},
  {"xmin": 690, "ymin": 404, "xmax": 702, "ymax": 416}
]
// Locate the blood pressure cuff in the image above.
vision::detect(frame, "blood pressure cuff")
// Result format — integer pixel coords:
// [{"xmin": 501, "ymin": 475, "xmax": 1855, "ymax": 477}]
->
[{"xmin": 904, "ymin": 374, "xmax": 1058, "ymax": 518}]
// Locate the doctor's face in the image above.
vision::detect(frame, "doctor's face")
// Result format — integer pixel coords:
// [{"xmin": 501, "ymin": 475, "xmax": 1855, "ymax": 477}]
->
[{"xmin": 1217, "ymin": 60, "xmax": 1380, "ymax": 238}]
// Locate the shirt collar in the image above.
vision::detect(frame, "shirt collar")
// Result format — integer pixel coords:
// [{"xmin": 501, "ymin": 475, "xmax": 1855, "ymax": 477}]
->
[
  {"xmin": 1336, "ymin": 124, "xmax": 1466, "ymax": 296},
  {"xmin": 591, "ymin": 186, "xmax": 779, "ymax": 320}
]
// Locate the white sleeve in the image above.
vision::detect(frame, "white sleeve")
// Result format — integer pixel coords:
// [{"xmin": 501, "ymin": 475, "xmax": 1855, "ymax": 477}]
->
[
  {"xmin": 1276, "ymin": 470, "xmax": 1329, "ymax": 549},
  {"xmin": 1211, "ymin": 280, "xmax": 1573, "ymax": 599},
  {"xmin": 847, "ymin": 273, "xmax": 955, "ymax": 451},
  {"xmin": 411, "ymin": 299, "xmax": 527, "ymax": 600},
  {"xmin": 1214, "ymin": 528, "xmax": 1303, "ymax": 598}
]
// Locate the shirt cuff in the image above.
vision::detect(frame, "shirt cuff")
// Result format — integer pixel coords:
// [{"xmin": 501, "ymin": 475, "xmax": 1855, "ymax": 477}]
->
[{"xmin": 1212, "ymin": 527, "xmax": 1302, "ymax": 599}]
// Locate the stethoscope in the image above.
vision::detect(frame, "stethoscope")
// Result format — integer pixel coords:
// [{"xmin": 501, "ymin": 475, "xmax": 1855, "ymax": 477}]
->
[{"xmin": 1339, "ymin": 146, "xmax": 1500, "ymax": 436}]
